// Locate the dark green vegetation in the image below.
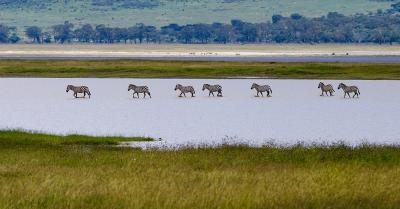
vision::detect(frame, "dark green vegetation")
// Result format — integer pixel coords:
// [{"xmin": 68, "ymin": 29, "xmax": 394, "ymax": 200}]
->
[
  {"xmin": 3, "ymin": 10, "xmax": 400, "ymax": 44},
  {"xmin": 0, "ymin": 131, "xmax": 399, "ymax": 208},
  {"xmin": 0, "ymin": 0, "xmax": 391, "ymax": 31},
  {"xmin": 0, "ymin": 60, "xmax": 400, "ymax": 79},
  {"xmin": 1, "ymin": 1, "xmax": 400, "ymax": 43}
]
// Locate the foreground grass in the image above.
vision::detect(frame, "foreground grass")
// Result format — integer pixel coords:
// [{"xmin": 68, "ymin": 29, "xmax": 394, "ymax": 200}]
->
[
  {"xmin": 0, "ymin": 131, "xmax": 399, "ymax": 208},
  {"xmin": 1, "ymin": 60, "xmax": 400, "ymax": 79}
]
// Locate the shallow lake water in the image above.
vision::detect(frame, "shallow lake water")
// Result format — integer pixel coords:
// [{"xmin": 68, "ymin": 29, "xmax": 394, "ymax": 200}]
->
[{"xmin": 0, "ymin": 78, "xmax": 399, "ymax": 147}]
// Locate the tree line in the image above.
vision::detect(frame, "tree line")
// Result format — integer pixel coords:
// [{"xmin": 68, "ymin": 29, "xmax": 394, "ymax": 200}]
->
[{"xmin": 2, "ymin": 3, "xmax": 400, "ymax": 44}]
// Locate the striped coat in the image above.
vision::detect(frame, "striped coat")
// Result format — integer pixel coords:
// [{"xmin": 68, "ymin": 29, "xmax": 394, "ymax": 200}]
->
[
  {"xmin": 251, "ymin": 83, "xmax": 272, "ymax": 97},
  {"xmin": 318, "ymin": 82, "xmax": 335, "ymax": 96},
  {"xmin": 175, "ymin": 84, "xmax": 195, "ymax": 97},
  {"xmin": 128, "ymin": 84, "xmax": 151, "ymax": 98},
  {"xmin": 66, "ymin": 85, "xmax": 91, "ymax": 98},
  {"xmin": 202, "ymin": 84, "xmax": 223, "ymax": 97},
  {"xmin": 338, "ymin": 83, "xmax": 360, "ymax": 98}
]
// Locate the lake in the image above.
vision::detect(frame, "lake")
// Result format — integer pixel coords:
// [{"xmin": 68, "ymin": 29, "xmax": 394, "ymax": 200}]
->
[{"xmin": 0, "ymin": 78, "xmax": 399, "ymax": 147}]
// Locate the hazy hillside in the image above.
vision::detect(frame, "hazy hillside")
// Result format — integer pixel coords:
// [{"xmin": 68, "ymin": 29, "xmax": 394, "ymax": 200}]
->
[{"xmin": 0, "ymin": 0, "xmax": 394, "ymax": 30}]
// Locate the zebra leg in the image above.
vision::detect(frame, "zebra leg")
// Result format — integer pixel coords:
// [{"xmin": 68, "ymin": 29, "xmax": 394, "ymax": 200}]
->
[
  {"xmin": 143, "ymin": 92, "xmax": 146, "ymax": 98},
  {"xmin": 320, "ymin": 91, "xmax": 323, "ymax": 96},
  {"xmin": 256, "ymin": 91, "xmax": 259, "ymax": 97},
  {"xmin": 74, "ymin": 92, "xmax": 77, "ymax": 98},
  {"xmin": 191, "ymin": 92, "xmax": 195, "ymax": 97},
  {"xmin": 148, "ymin": 92, "xmax": 151, "ymax": 98},
  {"xmin": 260, "ymin": 91, "xmax": 264, "ymax": 97},
  {"xmin": 183, "ymin": 92, "xmax": 186, "ymax": 97},
  {"xmin": 325, "ymin": 91, "xmax": 329, "ymax": 96}
]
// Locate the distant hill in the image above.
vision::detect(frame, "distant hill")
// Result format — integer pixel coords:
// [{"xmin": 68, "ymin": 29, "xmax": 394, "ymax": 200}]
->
[{"xmin": 0, "ymin": 0, "xmax": 394, "ymax": 30}]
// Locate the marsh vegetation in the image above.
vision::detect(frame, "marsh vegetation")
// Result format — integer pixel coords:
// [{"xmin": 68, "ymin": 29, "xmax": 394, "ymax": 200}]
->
[
  {"xmin": 1, "ymin": 59, "xmax": 400, "ymax": 79},
  {"xmin": 0, "ymin": 131, "xmax": 399, "ymax": 208}
]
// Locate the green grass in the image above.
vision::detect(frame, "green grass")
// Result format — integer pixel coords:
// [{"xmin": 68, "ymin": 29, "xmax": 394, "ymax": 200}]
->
[
  {"xmin": 0, "ymin": 131, "xmax": 400, "ymax": 208},
  {"xmin": 0, "ymin": 130, "xmax": 152, "ymax": 146},
  {"xmin": 1, "ymin": 59, "xmax": 400, "ymax": 79}
]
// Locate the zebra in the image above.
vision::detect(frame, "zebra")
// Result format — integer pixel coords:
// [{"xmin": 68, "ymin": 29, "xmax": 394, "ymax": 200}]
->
[
  {"xmin": 128, "ymin": 84, "xmax": 151, "ymax": 98},
  {"xmin": 202, "ymin": 84, "xmax": 223, "ymax": 97},
  {"xmin": 251, "ymin": 83, "xmax": 272, "ymax": 97},
  {"xmin": 338, "ymin": 83, "xmax": 360, "ymax": 98},
  {"xmin": 174, "ymin": 84, "xmax": 195, "ymax": 97},
  {"xmin": 66, "ymin": 85, "xmax": 91, "ymax": 98},
  {"xmin": 318, "ymin": 82, "xmax": 335, "ymax": 96}
]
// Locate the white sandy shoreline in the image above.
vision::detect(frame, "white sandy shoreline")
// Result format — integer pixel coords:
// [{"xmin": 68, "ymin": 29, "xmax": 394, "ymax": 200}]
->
[
  {"xmin": 1, "ymin": 44, "xmax": 400, "ymax": 57},
  {"xmin": 1, "ymin": 50, "xmax": 399, "ymax": 57}
]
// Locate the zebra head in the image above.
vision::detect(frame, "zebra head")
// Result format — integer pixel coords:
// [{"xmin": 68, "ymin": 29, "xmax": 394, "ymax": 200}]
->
[
  {"xmin": 174, "ymin": 84, "xmax": 182, "ymax": 91},
  {"xmin": 338, "ymin": 83, "xmax": 345, "ymax": 90},
  {"xmin": 251, "ymin": 83, "xmax": 258, "ymax": 89},
  {"xmin": 202, "ymin": 84, "xmax": 209, "ymax": 91},
  {"xmin": 318, "ymin": 82, "xmax": 323, "ymax": 89},
  {"xmin": 128, "ymin": 84, "xmax": 136, "ymax": 91},
  {"xmin": 66, "ymin": 85, "xmax": 73, "ymax": 92}
]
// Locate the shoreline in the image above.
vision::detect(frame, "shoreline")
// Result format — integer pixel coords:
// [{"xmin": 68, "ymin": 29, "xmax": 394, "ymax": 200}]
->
[
  {"xmin": 2, "ymin": 51, "xmax": 400, "ymax": 58},
  {"xmin": 2, "ymin": 44, "xmax": 400, "ymax": 58}
]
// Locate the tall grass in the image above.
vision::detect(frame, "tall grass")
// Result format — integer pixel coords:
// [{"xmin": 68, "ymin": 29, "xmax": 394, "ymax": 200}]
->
[
  {"xmin": 0, "ymin": 131, "xmax": 399, "ymax": 208},
  {"xmin": 1, "ymin": 60, "xmax": 400, "ymax": 79}
]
